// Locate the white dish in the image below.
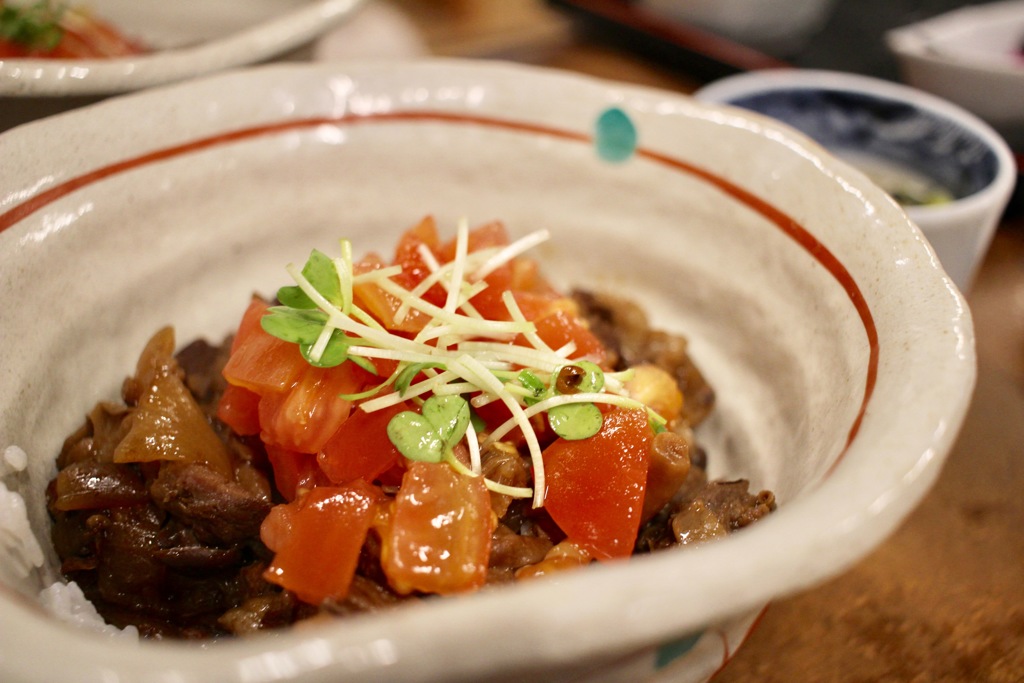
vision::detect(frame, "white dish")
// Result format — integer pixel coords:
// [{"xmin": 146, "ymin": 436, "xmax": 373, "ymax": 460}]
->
[
  {"xmin": 642, "ymin": 0, "xmax": 838, "ymax": 54},
  {"xmin": 886, "ymin": 0, "xmax": 1024, "ymax": 145},
  {"xmin": 0, "ymin": 0, "xmax": 366, "ymax": 96},
  {"xmin": 0, "ymin": 59, "xmax": 976, "ymax": 683}
]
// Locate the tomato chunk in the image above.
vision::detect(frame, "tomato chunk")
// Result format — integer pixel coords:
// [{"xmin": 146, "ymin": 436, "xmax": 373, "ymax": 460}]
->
[
  {"xmin": 392, "ymin": 215, "xmax": 446, "ymax": 306},
  {"xmin": 258, "ymin": 361, "xmax": 371, "ymax": 454},
  {"xmin": 437, "ymin": 220, "xmax": 509, "ymax": 261},
  {"xmin": 542, "ymin": 408, "xmax": 653, "ymax": 561},
  {"xmin": 216, "ymin": 383, "xmax": 261, "ymax": 436},
  {"xmin": 266, "ymin": 444, "xmax": 330, "ymax": 501},
  {"xmin": 381, "ymin": 461, "xmax": 493, "ymax": 595},
  {"xmin": 318, "ymin": 403, "xmax": 408, "ymax": 484},
  {"xmin": 529, "ymin": 309, "xmax": 608, "ymax": 365},
  {"xmin": 222, "ymin": 299, "xmax": 305, "ymax": 394},
  {"xmin": 262, "ymin": 481, "xmax": 383, "ymax": 605},
  {"xmin": 352, "ymin": 253, "xmax": 432, "ymax": 333}
]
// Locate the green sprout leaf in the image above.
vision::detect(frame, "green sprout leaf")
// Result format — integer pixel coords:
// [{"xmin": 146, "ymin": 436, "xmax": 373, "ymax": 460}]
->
[
  {"xmin": 262, "ymin": 307, "xmax": 374, "ymax": 372},
  {"xmin": 551, "ymin": 361, "xmax": 604, "ymax": 395},
  {"xmin": 517, "ymin": 369, "xmax": 546, "ymax": 394},
  {"xmin": 396, "ymin": 362, "xmax": 445, "ymax": 395},
  {"xmin": 387, "ymin": 395, "xmax": 471, "ymax": 463},
  {"xmin": 261, "ymin": 307, "xmax": 329, "ymax": 345},
  {"xmin": 0, "ymin": 2, "xmax": 64, "ymax": 52},
  {"xmin": 518, "ymin": 369, "xmax": 550, "ymax": 406},
  {"xmin": 544, "ymin": 361, "xmax": 606, "ymax": 439},
  {"xmin": 298, "ymin": 328, "xmax": 374, "ymax": 372},
  {"xmin": 469, "ymin": 408, "xmax": 486, "ymax": 433},
  {"xmin": 547, "ymin": 402, "xmax": 604, "ymax": 440},
  {"xmin": 277, "ymin": 249, "xmax": 342, "ymax": 309},
  {"xmin": 518, "ymin": 369, "xmax": 546, "ymax": 395}
]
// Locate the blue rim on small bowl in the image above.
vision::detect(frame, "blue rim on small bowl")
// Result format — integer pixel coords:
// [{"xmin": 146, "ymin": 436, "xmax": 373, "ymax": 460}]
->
[{"xmin": 694, "ymin": 69, "xmax": 1018, "ymax": 290}]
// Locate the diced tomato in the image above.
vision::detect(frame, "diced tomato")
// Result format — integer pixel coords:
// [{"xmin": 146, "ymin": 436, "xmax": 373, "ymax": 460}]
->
[
  {"xmin": 516, "ymin": 290, "xmax": 573, "ymax": 322},
  {"xmin": 375, "ymin": 461, "xmax": 408, "ymax": 487},
  {"xmin": 443, "ymin": 221, "xmax": 514, "ymax": 320},
  {"xmin": 228, "ymin": 296, "xmax": 267, "ymax": 354},
  {"xmin": 380, "ymin": 461, "xmax": 493, "ymax": 595},
  {"xmin": 541, "ymin": 408, "xmax": 654, "ymax": 561},
  {"xmin": 222, "ymin": 299, "xmax": 305, "ymax": 394},
  {"xmin": 509, "ymin": 257, "xmax": 557, "ymax": 295},
  {"xmin": 352, "ymin": 253, "xmax": 432, "ymax": 333},
  {"xmin": 216, "ymin": 383, "xmax": 261, "ymax": 436},
  {"xmin": 369, "ymin": 357, "xmax": 400, "ymax": 379},
  {"xmin": 473, "ymin": 400, "xmax": 520, "ymax": 443},
  {"xmin": 258, "ymin": 361, "xmax": 372, "ymax": 454},
  {"xmin": 318, "ymin": 402, "xmax": 409, "ymax": 484},
  {"xmin": 266, "ymin": 444, "xmax": 330, "ymax": 501},
  {"xmin": 0, "ymin": 42, "xmax": 28, "ymax": 58},
  {"xmin": 528, "ymin": 309, "xmax": 608, "ymax": 365},
  {"xmin": 262, "ymin": 481, "xmax": 383, "ymax": 605},
  {"xmin": 0, "ymin": 10, "xmax": 146, "ymax": 60},
  {"xmin": 392, "ymin": 216, "xmax": 446, "ymax": 306},
  {"xmin": 57, "ymin": 14, "xmax": 147, "ymax": 58},
  {"xmin": 469, "ymin": 281, "xmax": 560, "ymax": 324},
  {"xmin": 258, "ymin": 501, "xmax": 293, "ymax": 552},
  {"xmin": 437, "ymin": 220, "xmax": 509, "ymax": 261},
  {"xmin": 394, "ymin": 215, "xmax": 441, "ymax": 266}
]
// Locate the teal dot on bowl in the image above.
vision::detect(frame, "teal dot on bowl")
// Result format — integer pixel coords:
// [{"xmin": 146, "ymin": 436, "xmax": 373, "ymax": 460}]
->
[
  {"xmin": 655, "ymin": 630, "xmax": 703, "ymax": 669},
  {"xmin": 595, "ymin": 106, "xmax": 637, "ymax": 163}
]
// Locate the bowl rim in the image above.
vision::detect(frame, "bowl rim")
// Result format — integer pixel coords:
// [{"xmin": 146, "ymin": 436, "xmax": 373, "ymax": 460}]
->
[
  {"xmin": 885, "ymin": 0, "xmax": 1024, "ymax": 78},
  {"xmin": 693, "ymin": 68, "xmax": 1018, "ymax": 230},
  {"xmin": 0, "ymin": 0, "xmax": 367, "ymax": 97},
  {"xmin": 0, "ymin": 59, "xmax": 978, "ymax": 683}
]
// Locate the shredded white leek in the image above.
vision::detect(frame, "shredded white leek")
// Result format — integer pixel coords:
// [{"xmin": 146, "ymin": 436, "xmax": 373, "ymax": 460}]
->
[
  {"xmin": 375, "ymin": 278, "xmax": 533, "ymax": 338},
  {"xmin": 358, "ymin": 370, "xmax": 461, "ymax": 412},
  {"xmin": 473, "ymin": 229, "xmax": 551, "ymax": 281},
  {"xmin": 483, "ymin": 392, "xmax": 647, "ymax": 447},
  {"xmin": 464, "ymin": 418, "xmax": 482, "ymax": 475},
  {"xmin": 352, "ymin": 264, "xmax": 404, "ymax": 284},
  {"xmin": 448, "ymin": 355, "xmax": 547, "ymax": 508},
  {"xmin": 444, "ymin": 217, "xmax": 470, "ymax": 314},
  {"xmin": 279, "ymin": 221, "xmax": 657, "ymax": 509}
]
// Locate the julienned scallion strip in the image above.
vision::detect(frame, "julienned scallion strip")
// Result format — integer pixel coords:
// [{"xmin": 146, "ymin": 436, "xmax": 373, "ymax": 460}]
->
[{"xmin": 259, "ymin": 221, "xmax": 665, "ymax": 507}]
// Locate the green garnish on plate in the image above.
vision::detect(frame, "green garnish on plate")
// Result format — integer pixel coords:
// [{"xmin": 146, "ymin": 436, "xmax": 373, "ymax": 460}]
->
[{"xmin": 0, "ymin": 1, "xmax": 64, "ymax": 52}]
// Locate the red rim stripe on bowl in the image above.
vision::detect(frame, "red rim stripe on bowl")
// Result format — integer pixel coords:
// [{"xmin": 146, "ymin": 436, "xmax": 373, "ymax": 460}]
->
[{"xmin": 0, "ymin": 110, "xmax": 878, "ymax": 473}]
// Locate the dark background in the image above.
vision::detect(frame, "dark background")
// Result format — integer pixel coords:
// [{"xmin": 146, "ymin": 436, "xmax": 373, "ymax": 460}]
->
[{"xmin": 550, "ymin": 0, "xmax": 1006, "ymax": 83}]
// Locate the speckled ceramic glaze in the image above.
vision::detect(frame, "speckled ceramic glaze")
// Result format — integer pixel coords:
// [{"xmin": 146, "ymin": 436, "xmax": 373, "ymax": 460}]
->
[
  {"xmin": 0, "ymin": 60, "xmax": 976, "ymax": 683},
  {"xmin": 694, "ymin": 69, "xmax": 1017, "ymax": 292},
  {"xmin": 0, "ymin": 0, "xmax": 366, "ymax": 96}
]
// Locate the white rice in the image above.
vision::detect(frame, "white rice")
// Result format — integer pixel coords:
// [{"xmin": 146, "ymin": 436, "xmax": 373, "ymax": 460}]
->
[
  {"xmin": 38, "ymin": 581, "xmax": 139, "ymax": 641},
  {"xmin": 1, "ymin": 444, "xmax": 139, "ymax": 641}
]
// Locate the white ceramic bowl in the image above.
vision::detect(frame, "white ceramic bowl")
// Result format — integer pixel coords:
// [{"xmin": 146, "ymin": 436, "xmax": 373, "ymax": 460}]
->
[
  {"xmin": 0, "ymin": 0, "xmax": 366, "ymax": 97},
  {"xmin": 642, "ymin": 0, "xmax": 838, "ymax": 54},
  {"xmin": 0, "ymin": 60, "xmax": 975, "ymax": 683},
  {"xmin": 695, "ymin": 68, "xmax": 1017, "ymax": 292},
  {"xmin": 886, "ymin": 0, "xmax": 1024, "ymax": 148}
]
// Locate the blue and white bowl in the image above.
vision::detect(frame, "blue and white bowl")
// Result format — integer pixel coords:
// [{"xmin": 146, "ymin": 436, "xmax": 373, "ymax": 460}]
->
[{"xmin": 695, "ymin": 69, "xmax": 1017, "ymax": 291}]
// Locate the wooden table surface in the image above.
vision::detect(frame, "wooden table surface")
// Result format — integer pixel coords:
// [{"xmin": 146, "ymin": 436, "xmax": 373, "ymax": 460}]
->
[{"xmin": 389, "ymin": 2, "xmax": 1024, "ymax": 681}]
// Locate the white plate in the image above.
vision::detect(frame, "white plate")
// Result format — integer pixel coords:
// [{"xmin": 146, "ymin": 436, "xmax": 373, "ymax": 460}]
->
[
  {"xmin": 0, "ymin": 0, "xmax": 366, "ymax": 96},
  {"xmin": 886, "ymin": 0, "xmax": 1024, "ymax": 137}
]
